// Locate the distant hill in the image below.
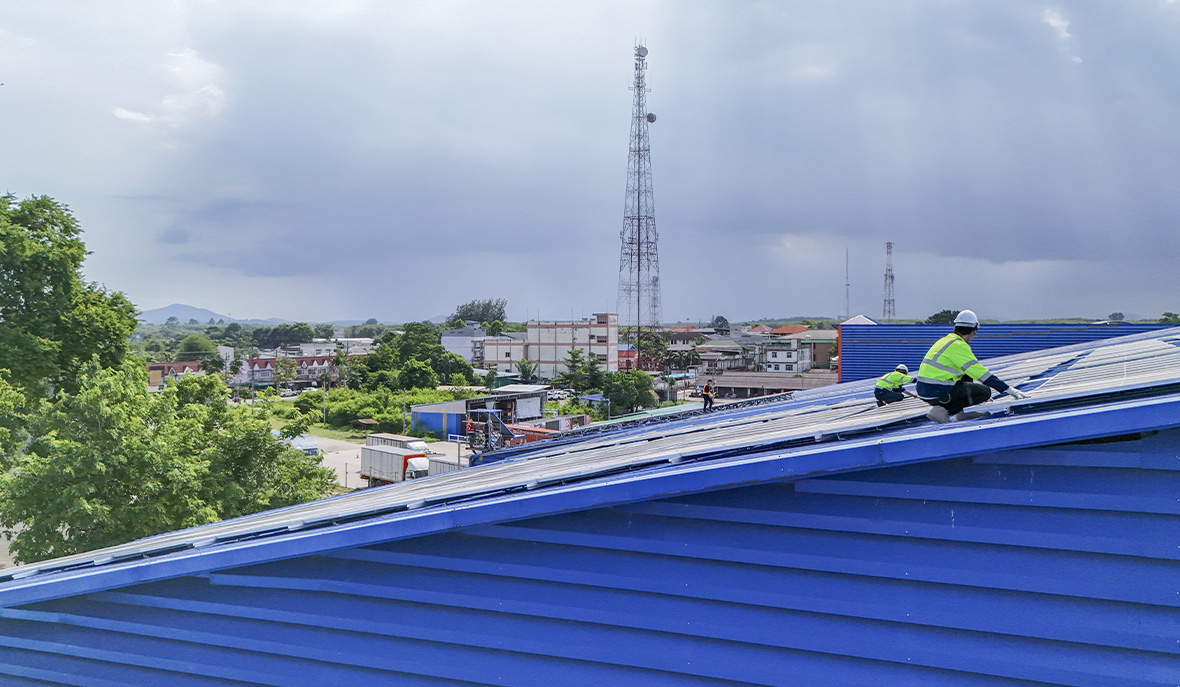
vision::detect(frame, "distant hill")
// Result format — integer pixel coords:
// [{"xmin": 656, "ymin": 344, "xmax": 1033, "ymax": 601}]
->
[
  {"xmin": 139, "ymin": 304, "xmax": 292, "ymax": 325},
  {"xmin": 139, "ymin": 304, "xmax": 233, "ymax": 325}
]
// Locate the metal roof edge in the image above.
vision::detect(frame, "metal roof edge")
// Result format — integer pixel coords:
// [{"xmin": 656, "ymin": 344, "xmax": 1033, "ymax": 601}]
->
[{"xmin": 1, "ymin": 391, "xmax": 1178, "ymax": 609}]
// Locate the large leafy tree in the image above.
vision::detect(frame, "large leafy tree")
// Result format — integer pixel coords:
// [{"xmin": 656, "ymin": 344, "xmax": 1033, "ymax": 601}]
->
[
  {"xmin": 0, "ymin": 361, "xmax": 335, "ymax": 563},
  {"xmin": 925, "ymin": 310, "xmax": 959, "ymax": 325},
  {"xmin": 397, "ymin": 360, "xmax": 439, "ymax": 389},
  {"xmin": 604, "ymin": 370, "xmax": 658, "ymax": 414},
  {"xmin": 453, "ymin": 298, "xmax": 507, "ymax": 324},
  {"xmin": 0, "ymin": 194, "xmax": 137, "ymax": 397}
]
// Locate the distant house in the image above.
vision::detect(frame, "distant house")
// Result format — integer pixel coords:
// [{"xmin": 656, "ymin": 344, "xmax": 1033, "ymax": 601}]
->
[
  {"xmin": 781, "ymin": 329, "xmax": 838, "ymax": 368},
  {"xmin": 145, "ymin": 361, "xmax": 202, "ymax": 389},
  {"xmin": 769, "ymin": 325, "xmax": 809, "ymax": 337},
  {"xmin": 618, "ymin": 343, "xmax": 638, "ymax": 370},
  {"xmin": 747, "ymin": 324, "xmax": 773, "ymax": 334}
]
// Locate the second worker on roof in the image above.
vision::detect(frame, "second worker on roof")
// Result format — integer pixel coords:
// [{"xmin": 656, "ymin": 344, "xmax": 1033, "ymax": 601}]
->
[{"xmin": 916, "ymin": 310, "xmax": 1030, "ymax": 423}]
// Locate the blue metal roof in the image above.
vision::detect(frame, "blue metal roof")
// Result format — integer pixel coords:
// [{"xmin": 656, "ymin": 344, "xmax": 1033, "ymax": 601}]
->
[
  {"xmin": 0, "ymin": 330, "xmax": 1177, "ymax": 684},
  {"xmin": 838, "ymin": 322, "xmax": 1174, "ymax": 382}
]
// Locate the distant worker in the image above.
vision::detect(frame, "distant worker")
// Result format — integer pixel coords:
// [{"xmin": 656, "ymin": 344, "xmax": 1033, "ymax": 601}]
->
[
  {"xmin": 875, "ymin": 364, "xmax": 915, "ymax": 407},
  {"xmin": 916, "ymin": 310, "xmax": 1030, "ymax": 423},
  {"xmin": 702, "ymin": 379, "xmax": 715, "ymax": 411}
]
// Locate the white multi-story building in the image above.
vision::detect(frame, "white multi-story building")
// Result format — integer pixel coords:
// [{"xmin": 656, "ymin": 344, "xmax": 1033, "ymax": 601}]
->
[
  {"xmin": 481, "ymin": 332, "xmax": 528, "ymax": 374},
  {"xmin": 441, "ymin": 324, "xmax": 486, "ymax": 365},
  {"xmin": 763, "ymin": 339, "xmax": 813, "ymax": 373},
  {"xmin": 527, "ymin": 313, "xmax": 618, "ymax": 379},
  {"xmin": 462, "ymin": 313, "xmax": 620, "ymax": 379}
]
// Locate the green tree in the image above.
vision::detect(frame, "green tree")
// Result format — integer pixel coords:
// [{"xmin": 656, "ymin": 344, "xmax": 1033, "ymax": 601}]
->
[
  {"xmin": 0, "ymin": 361, "xmax": 335, "ymax": 563},
  {"xmin": 431, "ymin": 351, "xmax": 474, "ymax": 383},
  {"xmin": 1160, "ymin": 312, "xmax": 1180, "ymax": 324},
  {"xmin": 0, "ymin": 194, "xmax": 138, "ymax": 397},
  {"xmin": 314, "ymin": 323, "xmax": 335, "ymax": 339},
  {"xmin": 165, "ymin": 316, "xmax": 180, "ymax": 325},
  {"xmin": 516, "ymin": 357, "xmax": 537, "ymax": 382},
  {"xmin": 487, "ymin": 319, "xmax": 505, "ymax": 336},
  {"xmin": 925, "ymin": 310, "xmax": 958, "ymax": 325},
  {"xmin": 710, "ymin": 315, "xmax": 729, "ymax": 330},
  {"xmin": 199, "ymin": 354, "xmax": 225, "ymax": 376},
  {"xmin": 398, "ymin": 359, "xmax": 439, "ymax": 389},
  {"xmin": 390, "ymin": 322, "xmax": 442, "ymax": 363},
  {"xmin": 1109, "ymin": 312, "xmax": 1125, "ymax": 321},
  {"xmin": 583, "ymin": 355, "xmax": 607, "ymax": 392},
  {"xmin": 177, "ymin": 333, "xmax": 218, "ymax": 360},
  {"xmin": 637, "ymin": 331, "xmax": 667, "ymax": 369},
  {"xmin": 604, "ymin": 370, "xmax": 658, "ymax": 414},
  {"xmin": 453, "ymin": 298, "xmax": 507, "ymax": 324},
  {"xmin": 556, "ymin": 348, "xmax": 587, "ymax": 391},
  {"xmin": 483, "ymin": 369, "xmax": 497, "ymax": 389},
  {"xmin": 274, "ymin": 357, "xmax": 298, "ymax": 388}
]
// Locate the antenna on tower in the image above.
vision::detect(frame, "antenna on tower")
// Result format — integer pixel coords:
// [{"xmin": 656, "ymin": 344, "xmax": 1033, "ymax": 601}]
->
[
  {"xmin": 616, "ymin": 42, "xmax": 663, "ymax": 369},
  {"xmin": 845, "ymin": 248, "xmax": 850, "ymax": 321},
  {"xmin": 883, "ymin": 242, "xmax": 896, "ymax": 322}
]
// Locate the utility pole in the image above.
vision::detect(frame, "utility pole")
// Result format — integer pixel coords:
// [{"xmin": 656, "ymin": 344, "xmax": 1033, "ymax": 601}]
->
[{"xmin": 616, "ymin": 43, "xmax": 663, "ymax": 369}]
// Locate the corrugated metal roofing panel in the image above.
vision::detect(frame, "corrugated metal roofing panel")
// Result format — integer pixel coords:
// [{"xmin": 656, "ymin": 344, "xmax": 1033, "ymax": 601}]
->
[{"xmin": 0, "ymin": 427, "xmax": 1175, "ymax": 685}]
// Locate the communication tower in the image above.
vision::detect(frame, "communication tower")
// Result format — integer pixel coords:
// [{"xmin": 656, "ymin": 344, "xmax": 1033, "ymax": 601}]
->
[
  {"xmin": 616, "ymin": 44, "xmax": 663, "ymax": 365},
  {"xmin": 883, "ymin": 242, "xmax": 896, "ymax": 322}
]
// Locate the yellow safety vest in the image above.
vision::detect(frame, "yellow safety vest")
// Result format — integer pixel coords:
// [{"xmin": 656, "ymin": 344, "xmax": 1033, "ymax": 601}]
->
[
  {"xmin": 876, "ymin": 370, "xmax": 913, "ymax": 390},
  {"xmin": 916, "ymin": 333, "xmax": 992, "ymax": 386}
]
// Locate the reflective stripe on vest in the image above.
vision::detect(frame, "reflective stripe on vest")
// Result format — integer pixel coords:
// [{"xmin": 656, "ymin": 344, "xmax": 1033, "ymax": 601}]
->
[
  {"xmin": 876, "ymin": 371, "xmax": 913, "ymax": 390},
  {"xmin": 916, "ymin": 333, "xmax": 991, "ymax": 385}
]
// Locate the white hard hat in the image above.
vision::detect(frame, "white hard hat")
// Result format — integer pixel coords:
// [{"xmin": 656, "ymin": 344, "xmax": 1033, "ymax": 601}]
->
[
  {"xmin": 954, "ymin": 310, "xmax": 980, "ymax": 329},
  {"xmin": 895, "ymin": 364, "xmax": 908, "ymax": 373}
]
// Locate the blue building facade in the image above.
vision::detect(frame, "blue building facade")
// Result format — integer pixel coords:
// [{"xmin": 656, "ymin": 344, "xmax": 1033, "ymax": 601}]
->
[{"xmin": 0, "ymin": 329, "xmax": 1176, "ymax": 685}]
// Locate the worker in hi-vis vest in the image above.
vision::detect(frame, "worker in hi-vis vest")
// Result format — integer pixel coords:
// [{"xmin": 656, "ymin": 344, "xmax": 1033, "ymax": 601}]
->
[
  {"xmin": 916, "ymin": 310, "xmax": 1030, "ymax": 423},
  {"xmin": 874, "ymin": 364, "xmax": 916, "ymax": 407}
]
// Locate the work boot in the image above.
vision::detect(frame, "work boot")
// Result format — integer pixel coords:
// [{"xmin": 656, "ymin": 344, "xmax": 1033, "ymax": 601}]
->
[
  {"xmin": 954, "ymin": 410, "xmax": 989, "ymax": 421},
  {"xmin": 926, "ymin": 406, "xmax": 950, "ymax": 424}
]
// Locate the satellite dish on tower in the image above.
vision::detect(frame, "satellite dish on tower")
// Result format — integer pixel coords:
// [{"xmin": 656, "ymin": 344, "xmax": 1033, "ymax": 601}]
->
[
  {"xmin": 637, "ymin": 46, "xmax": 648, "ymax": 58},
  {"xmin": 646, "ymin": 113, "xmax": 657, "ymax": 123}
]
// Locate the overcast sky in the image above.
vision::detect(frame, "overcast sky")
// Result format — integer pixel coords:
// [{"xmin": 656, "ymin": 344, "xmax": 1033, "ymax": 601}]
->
[{"xmin": 3, "ymin": 1, "xmax": 1178, "ymax": 324}]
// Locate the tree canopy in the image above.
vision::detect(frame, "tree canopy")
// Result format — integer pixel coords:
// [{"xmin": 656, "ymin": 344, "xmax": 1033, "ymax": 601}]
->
[
  {"xmin": 453, "ymin": 298, "xmax": 507, "ymax": 324},
  {"xmin": 0, "ymin": 361, "xmax": 335, "ymax": 563},
  {"xmin": 604, "ymin": 370, "xmax": 658, "ymax": 414},
  {"xmin": 0, "ymin": 194, "xmax": 138, "ymax": 397},
  {"xmin": 925, "ymin": 310, "xmax": 959, "ymax": 325},
  {"xmin": 253, "ymin": 322, "xmax": 316, "ymax": 349}
]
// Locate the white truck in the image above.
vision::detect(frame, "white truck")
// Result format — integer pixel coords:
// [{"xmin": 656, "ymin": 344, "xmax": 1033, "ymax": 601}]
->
[{"xmin": 361, "ymin": 433, "xmax": 461, "ymax": 486}]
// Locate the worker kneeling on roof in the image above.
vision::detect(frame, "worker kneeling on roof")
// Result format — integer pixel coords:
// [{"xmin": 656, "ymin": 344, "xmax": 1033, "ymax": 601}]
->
[
  {"xmin": 874, "ymin": 364, "xmax": 914, "ymax": 407},
  {"xmin": 916, "ymin": 310, "xmax": 1030, "ymax": 424}
]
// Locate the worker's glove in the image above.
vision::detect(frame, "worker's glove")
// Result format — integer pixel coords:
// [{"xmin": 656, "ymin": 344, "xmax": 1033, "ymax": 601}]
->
[{"xmin": 1007, "ymin": 388, "xmax": 1031, "ymax": 400}]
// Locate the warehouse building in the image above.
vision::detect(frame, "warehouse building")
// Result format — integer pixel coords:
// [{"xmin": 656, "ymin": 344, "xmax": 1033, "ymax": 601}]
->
[{"xmin": 0, "ymin": 328, "xmax": 1176, "ymax": 685}]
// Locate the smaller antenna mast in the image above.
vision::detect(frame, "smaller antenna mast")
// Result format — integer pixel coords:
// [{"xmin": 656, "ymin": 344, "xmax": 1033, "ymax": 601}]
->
[{"xmin": 845, "ymin": 248, "xmax": 850, "ymax": 321}]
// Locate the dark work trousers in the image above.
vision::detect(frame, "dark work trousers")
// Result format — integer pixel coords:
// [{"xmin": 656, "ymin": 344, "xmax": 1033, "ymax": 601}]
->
[
  {"xmin": 703, "ymin": 392, "xmax": 714, "ymax": 411},
  {"xmin": 874, "ymin": 387, "xmax": 906, "ymax": 406},
  {"xmin": 924, "ymin": 379, "xmax": 993, "ymax": 415}
]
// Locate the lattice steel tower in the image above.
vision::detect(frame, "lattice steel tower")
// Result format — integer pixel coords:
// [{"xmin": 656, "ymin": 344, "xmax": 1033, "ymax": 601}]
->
[
  {"xmin": 882, "ymin": 242, "xmax": 896, "ymax": 322},
  {"xmin": 616, "ymin": 44, "xmax": 663, "ymax": 352}
]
